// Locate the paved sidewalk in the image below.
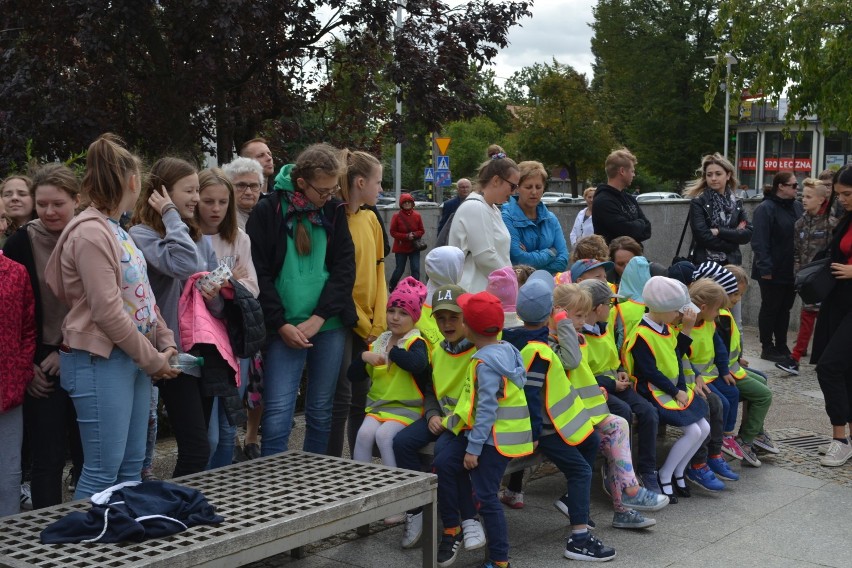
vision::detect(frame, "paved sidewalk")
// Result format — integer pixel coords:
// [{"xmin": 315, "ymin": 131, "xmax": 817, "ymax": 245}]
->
[{"xmin": 153, "ymin": 327, "xmax": 852, "ymax": 567}]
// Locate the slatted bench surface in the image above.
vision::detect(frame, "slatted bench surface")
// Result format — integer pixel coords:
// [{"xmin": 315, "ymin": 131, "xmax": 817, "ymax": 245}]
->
[{"xmin": 0, "ymin": 451, "xmax": 437, "ymax": 568}]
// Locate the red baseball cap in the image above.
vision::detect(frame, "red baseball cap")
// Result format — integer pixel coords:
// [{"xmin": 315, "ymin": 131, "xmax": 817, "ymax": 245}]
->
[{"xmin": 457, "ymin": 291, "xmax": 504, "ymax": 336}]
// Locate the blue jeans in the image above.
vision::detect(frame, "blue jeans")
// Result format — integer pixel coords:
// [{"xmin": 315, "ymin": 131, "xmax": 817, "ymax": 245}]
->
[
  {"xmin": 0, "ymin": 405, "xmax": 23, "ymax": 517},
  {"xmin": 389, "ymin": 251, "xmax": 421, "ymax": 291},
  {"xmin": 538, "ymin": 432, "xmax": 599, "ymax": 526},
  {"xmin": 708, "ymin": 379, "xmax": 740, "ymax": 433},
  {"xmin": 207, "ymin": 358, "xmax": 250, "ymax": 469},
  {"xmin": 393, "ymin": 416, "xmax": 439, "ymax": 472},
  {"xmin": 261, "ymin": 328, "xmax": 346, "ymax": 455},
  {"xmin": 60, "ymin": 348, "xmax": 150, "ymax": 499},
  {"xmin": 434, "ymin": 433, "xmax": 511, "ymax": 562}
]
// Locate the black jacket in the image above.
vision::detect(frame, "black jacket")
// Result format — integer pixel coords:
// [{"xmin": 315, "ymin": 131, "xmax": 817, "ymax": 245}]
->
[
  {"xmin": 246, "ymin": 191, "xmax": 357, "ymax": 335},
  {"xmin": 688, "ymin": 190, "xmax": 753, "ymax": 266},
  {"xmin": 750, "ymin": 193, "xmax": 803, "ymax": 283},
  {"xmin": 592, "ymin": 184, "xmax": 652, "ymax": 244},
  {"xmin": 811, "ymin": 213, "xmax": 852, "ymax": 363}
]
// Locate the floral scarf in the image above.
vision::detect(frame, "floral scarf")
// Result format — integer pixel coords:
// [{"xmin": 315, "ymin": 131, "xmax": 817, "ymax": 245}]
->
[
  {"xmin": 708, "ymin": 188, "xmax": 736, "ymax": 228},
  {"xmin": 281, "ymin": 188, "xmax": 323, "ymax": 233}
]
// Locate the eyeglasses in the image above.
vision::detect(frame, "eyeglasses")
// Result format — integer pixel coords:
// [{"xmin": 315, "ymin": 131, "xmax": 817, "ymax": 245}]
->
[
  {"xmin": 306, "ymin": 181, "xmax": 340, "ymax": 198},
  {"xmin": 234, "ymin": 182, "xmax": 262, "ymax": 192},
  {"xmin": 780, "ymin": 182, "xmax": 799, "ymax": 188},
  {"xmin": 499, "ymin": 175, "xmax": 519, "ymax": 192}
]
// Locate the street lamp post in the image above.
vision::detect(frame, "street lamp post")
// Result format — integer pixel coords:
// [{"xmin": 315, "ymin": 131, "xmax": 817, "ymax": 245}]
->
[
  {"xmin": 707, "ymin": 53, "xmax": 738, "ymax": 158},
  {"xmin": 394, "ymin": 1, "xmax": 406, "ymax": 201}
]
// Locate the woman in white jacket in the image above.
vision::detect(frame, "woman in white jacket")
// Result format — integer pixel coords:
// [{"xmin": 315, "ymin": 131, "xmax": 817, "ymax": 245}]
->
[
  {"xmin": 570, "ymin": 186, "xmax": 596, "ymax": 246},
  {"xmin": 448, "ymin": 152, "xmax": 519, "ymax": 292}
]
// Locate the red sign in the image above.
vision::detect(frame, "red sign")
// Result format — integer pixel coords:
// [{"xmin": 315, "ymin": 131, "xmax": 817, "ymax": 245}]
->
[{"xmin": 739, "ymin": 157, "xmax": 812, "ymax": 172}]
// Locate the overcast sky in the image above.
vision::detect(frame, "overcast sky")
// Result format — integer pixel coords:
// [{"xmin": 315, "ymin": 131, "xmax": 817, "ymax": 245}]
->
[{"xmin": 489, "ymin": 0, "xmax": 597, "ymax": 84}]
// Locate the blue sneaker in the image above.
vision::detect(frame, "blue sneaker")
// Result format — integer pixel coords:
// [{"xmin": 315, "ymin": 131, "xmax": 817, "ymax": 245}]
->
[
  {"xmin": 708, "ymin": 456, "xmax": 740, "ymax": 481},
  {"xmin": 685, "ymin": 465, "xmax": 725, "ymax": 492}
]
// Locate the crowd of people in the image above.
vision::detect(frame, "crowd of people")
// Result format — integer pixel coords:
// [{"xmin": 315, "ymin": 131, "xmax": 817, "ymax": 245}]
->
[{"xmin": 2, "ymin": 135, "xmax": 852, "ymax": 567}]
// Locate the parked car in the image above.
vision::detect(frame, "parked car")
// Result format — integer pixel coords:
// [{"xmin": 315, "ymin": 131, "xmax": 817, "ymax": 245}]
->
[
  {"xmin": 556, "ymin": 196, "xmax": 585, "ymax": 204},
  {"xmin": 376, "ymin": 196, "xmax": 397, "ymax": 208},
  {"xmin": 635, "ymin": 192, "xmax": 684, "ymax": 202},
  {"xmin": 541, "ymin": 192, "xmax": 570, "ymax": 205}
]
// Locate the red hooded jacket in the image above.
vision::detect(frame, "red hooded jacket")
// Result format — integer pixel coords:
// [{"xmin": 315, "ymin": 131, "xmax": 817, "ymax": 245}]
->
[{"xmin": 390, "ymin": 194, "xmax": 425, "ymax": 254}]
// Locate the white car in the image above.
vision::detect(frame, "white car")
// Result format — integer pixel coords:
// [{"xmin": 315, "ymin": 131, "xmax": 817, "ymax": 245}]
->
[
  {"xmin": 635, "ymin": 192, "xmax": 684, "ymax": 202},
  {"xmin": 540, "ymin": 192, "xmax": 571, "ymax": 205}
]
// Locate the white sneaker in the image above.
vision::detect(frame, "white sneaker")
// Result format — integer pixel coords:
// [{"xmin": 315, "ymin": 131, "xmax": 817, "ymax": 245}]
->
[
  {"xmin": 401, "ymin": 511, "xmax": 423, "ymax": 548},
  {"xmin": 818, "ymin": 443, "xmax": 830, "ymax": 455},
  {"xmin": 461, "ymin": 518, "xmax": 486, "ymax": 550},
  {"xmin": 819, "ymin": 439, "xmax": 852, "ymax": 467},
  {"xmin": 20, "ymin": 482, "xmax": 32, "ymax": 511}
]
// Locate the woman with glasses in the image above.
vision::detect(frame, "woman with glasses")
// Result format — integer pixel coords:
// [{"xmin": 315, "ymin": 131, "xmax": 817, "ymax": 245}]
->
[
  {"xmin": 448, "ymin": 152, "xmax": 519, "ymax": 292},
  {"xmin": 222, "ymin": 158, "xmax": 264, "ymax": 230},
  {"xmin": 501, "ymin": 160, "xmax": 568, "ymax": 274},
  {"xmin": 246, "ymin": 143, "xmax": 356, "ymax": 455},
  {"xmin": 683, "ymin": 153, "xmax": 753, "ymax": 326},
  {"xmin": 750, "ymin": 171, "xmax": 803, "ymax": 362}
]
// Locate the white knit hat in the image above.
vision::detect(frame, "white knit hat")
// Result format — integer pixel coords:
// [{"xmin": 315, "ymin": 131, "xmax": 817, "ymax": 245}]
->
[{"xmin": 643, "ymin": 276, "xmax": 700, "ymax": 314}]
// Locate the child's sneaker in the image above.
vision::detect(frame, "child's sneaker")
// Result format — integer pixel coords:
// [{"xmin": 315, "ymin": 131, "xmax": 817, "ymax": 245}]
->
[
  {"xmin": 819, "ymin": 439, "xmax": 852, "ymax": 467},
  {"xmin": 738, "ymin": 439, "xmax": 762, "ymax": 467},
  {"xmin": 686, "ymin": 465, "xmax": 725, "ymax": 492},
  {"xmin": 721, "ymin": 435, "xmax": 745, "ymax": 460},
  {"xmin": 707, "ymin": 456, "xmax": 740, "ymax": 481},
  {"xmin": 20, "ymin": 482, "xmax": 32, "ymax": 511},
  {"xmin": 620, "ymin": 487, "xmax": 669, "ymax": 511},
  {"xmin": 753, "ymin": 432, "xmax": 781, "ymax": 454},
  {"xmin": 817, "ymin": 443, "xmax": 830, "ymax": 455},
  {"xmin": 611, "ymin": 509, "xmax": 656, "ymax": 529},
  {"xmin": 401, "ymin": 511, "xmax": 422, "ymax": 549},
  {"xmin": 437, "ymin": 530, "xmax": 464, "ymax": 567},
  {"xmin": 498, "ymin": 488, "xmax": 524, "ymax": 509},
  {"xmin": 563, "ymin": 533, "xmax": 616, "ymax": 562},
  {"xmin": 141, "ymin": 467, "xmax": 159, "ymax": 482},
  {"xmin": 461, "ymin": 518, "xmax": 486, "ymax": 551}
]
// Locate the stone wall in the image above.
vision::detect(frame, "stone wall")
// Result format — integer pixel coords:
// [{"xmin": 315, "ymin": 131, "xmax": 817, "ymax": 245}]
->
[{"xmin": 378, "ymin": 198, "xmax": 798, "ymax": 330}]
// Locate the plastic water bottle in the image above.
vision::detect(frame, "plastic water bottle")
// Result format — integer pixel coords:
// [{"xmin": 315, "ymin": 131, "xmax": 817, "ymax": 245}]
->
[{"xmin": 169, "ymin": 353, "xmax": 204, "ymax": 377}]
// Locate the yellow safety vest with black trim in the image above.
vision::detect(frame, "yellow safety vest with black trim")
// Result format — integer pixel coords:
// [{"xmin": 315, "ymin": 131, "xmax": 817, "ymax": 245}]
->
[
  {"xmin": 432, "ymin": 343, "xmax": 477, "ymax": 431},
  {"xmin": 617, "ymin": 300, "xmax": 646, "ymax": 352},
  {"xmin": 451, "ymin": 359, "xmax": 533, "ymax": 458},
  {"xmin": 680, "ymin": 319, "xmax": 718, "ymax": 384},
  {"xmin": 719, "ymin": 309, "xmax": 747, "ymax": 379},
  {"xmin": 365, "ymin": 334, "xmax": 427, "ymax": 426},
  {"xmin": 566, "ymin": 340, "xmax": 610, "ymax": 425},
  {"xmin": 624, "ymin": 324, "xmax": 695, "ymax": 410},
  {"xmin": 521, "ymin": 341, "xmax": 594, "ymax": 446},
  {"xmin": 583, "ymin": 324, "xmax": 621, "ymax": 384}
]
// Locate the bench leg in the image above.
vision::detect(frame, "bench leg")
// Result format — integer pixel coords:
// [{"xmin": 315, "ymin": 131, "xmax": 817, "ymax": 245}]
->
[
  {"xmin": 421, "ymin": 487, "xmax": 437, "ymax": 568},
  {"xmin": 291, "ymin": 546, "xmax": 306, "ymax": 559},
  {"xmin": 356, "ymin": 524, "xmax": 370, "ymax": 536}
]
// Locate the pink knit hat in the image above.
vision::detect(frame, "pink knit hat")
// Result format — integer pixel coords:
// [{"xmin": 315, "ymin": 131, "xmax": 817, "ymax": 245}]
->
[
  {"xmin": 388, "ymin": 276, "xmax": 428, "ymax": 322},
  {"xmin": 486, "ymin": 266, "xmax": 519, "ymax": 312}
]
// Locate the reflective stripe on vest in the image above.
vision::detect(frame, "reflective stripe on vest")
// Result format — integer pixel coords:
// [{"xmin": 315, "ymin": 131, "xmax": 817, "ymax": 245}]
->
[
  {"xmin": 450, "ymin": 359, "xmax": 533, "ymax": 457},
  {"xmin": 680, "ymin": 319, "xmax": 718, "ymax": 383},
  {"xmin": 365, "ymin": 335, "xmax": 426, "ymax": 425},
  {"xmin": 624, "ymin": 324, "xmax": 696, "ymax": 411},
  {"xmin": 720, "ymin": 309, "xmax": 747, "ymax": 379},
  {"xmin": 432, "ymin": 344, "xmax": 477, "ymax": 429},
  {"xmin": 521, "ymin": 342, "xmax": 594, "ymax": 446},
  {"xmin": 567, "ymin": 342, "xmax": 610, "ymax": 423}
]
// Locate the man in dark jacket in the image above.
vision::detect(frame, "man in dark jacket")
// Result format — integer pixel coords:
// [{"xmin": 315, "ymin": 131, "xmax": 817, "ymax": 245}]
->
[
  {"xmin": 437, "ymin": 178, "xmax": 472, "ymax": 235},
  {"xmin": 592, "ymin": 149, "xmax": 652, "ymax": 244}
]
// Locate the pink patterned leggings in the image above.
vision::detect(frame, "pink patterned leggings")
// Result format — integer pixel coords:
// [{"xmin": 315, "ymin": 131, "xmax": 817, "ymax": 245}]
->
[{"xmin": 596, "ymin": 414, "xmax": 640, "ymax": 512}]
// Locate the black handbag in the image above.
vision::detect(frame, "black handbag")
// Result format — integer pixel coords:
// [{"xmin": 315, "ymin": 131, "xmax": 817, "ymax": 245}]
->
[
  {"xmin": 412, "ymin": 237, "xmax": 428, "ymax": 251},
  {"xmin": 795, "ymin": 257, "xmax": 835, "ymax": 304}
]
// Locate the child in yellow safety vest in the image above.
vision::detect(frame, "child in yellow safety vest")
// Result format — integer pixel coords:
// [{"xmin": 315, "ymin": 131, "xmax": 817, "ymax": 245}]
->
[
  {"xmin": 349, "ymin": 277, "xmax": 431, "ymax": 513},
  {"xmin": 623, "ymin": 276, "xmax": 710, "ymax": 504},
  {"xmin": 433, "ymin": 291, "xmax": 532, "ymax": 568},
  {"xmin": 502, "ymin": 271, "xmax": 618, "ymax": 561},
  {"xmin": 551, "ymin": 282, "xmax": 668, "ymax": 531},
  {"xmin": 391, "ymin": 283, "xmax": 486, "ymax": 552}
]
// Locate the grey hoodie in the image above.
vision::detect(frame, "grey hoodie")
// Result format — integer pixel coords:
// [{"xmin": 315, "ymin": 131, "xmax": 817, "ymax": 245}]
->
[
  {"xmin": 466, "ymin": 341, "xmax": 527, "ymax": 456},
  {"xmin": 425, "ymin": 245, "xmax": 465, "ymax": 301}
]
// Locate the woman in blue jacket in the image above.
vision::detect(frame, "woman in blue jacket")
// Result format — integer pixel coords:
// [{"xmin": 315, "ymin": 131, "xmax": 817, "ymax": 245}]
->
[{"xmin": 501, "ymin": 161, "xmax": 568, "ymax": 274}]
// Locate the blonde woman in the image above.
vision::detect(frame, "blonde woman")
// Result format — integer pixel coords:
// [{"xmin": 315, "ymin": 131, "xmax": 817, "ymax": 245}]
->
[{"xmin": 570, "ymin": 187, "xmax": 596, "ymax": 246}]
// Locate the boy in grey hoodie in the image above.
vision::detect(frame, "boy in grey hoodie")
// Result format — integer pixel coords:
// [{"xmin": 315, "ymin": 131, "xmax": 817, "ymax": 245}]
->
[{"xmin": 432, "ymin": 291, "xmax": 531, "ymax": 568}]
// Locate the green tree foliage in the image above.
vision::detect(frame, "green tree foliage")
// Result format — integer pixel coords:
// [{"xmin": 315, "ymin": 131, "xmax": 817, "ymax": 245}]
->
[
  {"xmin": 591, "ymin": 0, "xmax": 727, "ymax": 186},
  {"xmin": 0, "ymin": 0, "xmax": 531, "ymax": 171},
  {"xmin": 514, "ymin": 61, "xmax": 615, "ymax": 196},
  {"xmin": 445, "ymin": 116, "xmax": 503, "ymax": 180},
  {"xmin": 715, "ymin": 0, "xmax": 852, "ymax": 131}
]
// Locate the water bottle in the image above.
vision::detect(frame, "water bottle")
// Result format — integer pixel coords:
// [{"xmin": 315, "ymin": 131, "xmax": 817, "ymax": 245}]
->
[{"xmin": 169, "ymin": 353, "xmax": 205, "ymax": 377}]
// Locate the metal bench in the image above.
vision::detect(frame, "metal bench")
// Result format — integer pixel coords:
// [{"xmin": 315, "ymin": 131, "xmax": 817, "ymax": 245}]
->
[{"xmin": 0, "ymin": 451, "xmax": 437, "ymax": 568}]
